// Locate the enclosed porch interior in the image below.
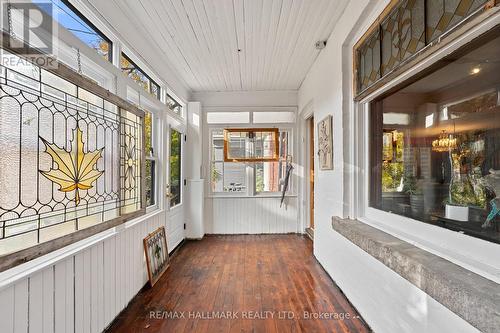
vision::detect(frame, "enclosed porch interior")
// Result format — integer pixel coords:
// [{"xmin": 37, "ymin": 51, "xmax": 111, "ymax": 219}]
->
[{"xmin": 0, "ymin": 1, "xmax": 499, "ymax": 333}]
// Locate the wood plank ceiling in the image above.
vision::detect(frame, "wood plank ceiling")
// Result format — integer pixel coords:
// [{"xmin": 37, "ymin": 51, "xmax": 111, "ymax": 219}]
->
[{"xmin": 87, "ymin": 0, "xmax": 348, "ymax": 92}]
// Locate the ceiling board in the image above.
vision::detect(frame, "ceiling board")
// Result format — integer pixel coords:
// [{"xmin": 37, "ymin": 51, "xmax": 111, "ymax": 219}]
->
[{"xmin": 87, "ymin": 0, "xmax": 348, "ymax": 92}]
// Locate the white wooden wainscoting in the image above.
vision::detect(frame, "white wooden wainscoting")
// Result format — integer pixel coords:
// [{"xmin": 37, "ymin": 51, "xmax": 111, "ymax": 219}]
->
[
  {"xmin": 0, "ymin": 209, "xmax": 184, "ymax": 333},
  {"xmin": 204, "ymin": 196, "xmax": 299, "ymax": 234}
]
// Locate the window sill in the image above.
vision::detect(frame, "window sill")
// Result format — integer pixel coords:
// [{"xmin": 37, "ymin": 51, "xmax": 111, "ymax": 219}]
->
[
  {"xmin": 361, "ymin": 207, "xmax": 500, "ymax": 283},
  {"xmin": 0, "ymin": 208, "xmax": 164, "ymax": 291},
  {"xmin": 207, "ymin": 194, "xmax": 298, "ymax": 199},
  {"xmin": 0, "ymin": 229, "xmax": 116, "ymax": 291},
  {"xmin": 169, "ymin": 203, "xmax": 183, "ymax": 212},
  {"xmin": 124, "ymin": 208, "xmax": 164, "ymax": 229},
  {"xmin": 331, "ymin": 217, "xmax": 500, "ymax": 333}
]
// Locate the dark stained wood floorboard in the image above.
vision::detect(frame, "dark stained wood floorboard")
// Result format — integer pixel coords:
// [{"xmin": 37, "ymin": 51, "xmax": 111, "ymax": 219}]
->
[{"xmin": 105, "ymin": 235, "xmax": 371, "ymax": 333}]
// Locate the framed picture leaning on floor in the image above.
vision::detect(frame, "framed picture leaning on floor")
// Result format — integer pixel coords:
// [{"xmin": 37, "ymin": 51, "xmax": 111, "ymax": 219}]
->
[{"xmin": 143, "ymin": 226, "xmax": 170, "ymax": 287}]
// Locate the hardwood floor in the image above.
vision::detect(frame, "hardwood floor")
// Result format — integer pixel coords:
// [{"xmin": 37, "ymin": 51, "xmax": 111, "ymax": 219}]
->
[{"xmin": 106, "ymin": 235, "xmax": 370, "ymax": 333}]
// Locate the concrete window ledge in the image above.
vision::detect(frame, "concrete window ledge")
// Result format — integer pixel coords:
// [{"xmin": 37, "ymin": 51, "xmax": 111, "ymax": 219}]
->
[{"xmin": 331, "ymin": 217, "xmax": 500, "ymax": 333}]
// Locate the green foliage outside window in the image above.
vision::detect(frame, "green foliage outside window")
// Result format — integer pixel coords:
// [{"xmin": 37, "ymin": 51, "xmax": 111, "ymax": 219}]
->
[
  {"xmin": 382, "ymin": 162, "xmax": 404, "ymax": 192},
  {"xmin": 170, "ymin": 130, "xmax": 182, "ymax": 207}
]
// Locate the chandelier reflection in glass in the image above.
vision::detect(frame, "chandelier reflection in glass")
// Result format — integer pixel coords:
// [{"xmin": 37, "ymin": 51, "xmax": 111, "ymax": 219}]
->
[{"xmin": 432, "ymin": 130, "xmax": 458, "ymax": 152}]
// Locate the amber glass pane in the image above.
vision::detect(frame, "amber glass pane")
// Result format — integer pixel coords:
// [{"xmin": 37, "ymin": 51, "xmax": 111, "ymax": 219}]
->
[
  {"xmin": 426, "ymin": 0, "xmax": 488, "ymax": 42},
  {"xmin": 357, "ymin": 28, "xmax": 381, "ymax": 92}
]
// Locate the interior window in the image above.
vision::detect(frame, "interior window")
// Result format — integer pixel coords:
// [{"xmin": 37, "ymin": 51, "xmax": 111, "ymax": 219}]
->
[
  {"xmin": 223, "ymin": 128, "xmax": 279, "ymax": 162},
  {"xmin": 210, "ymin": 130, "xmax": 246, "ymax": 193},
  {"xmin": 256, "ymin": 131, "xmax": 291, "ymax": 192},
  {"xmin": 370, "ymin": 32, "xmax": 500, "ymax": 243}
]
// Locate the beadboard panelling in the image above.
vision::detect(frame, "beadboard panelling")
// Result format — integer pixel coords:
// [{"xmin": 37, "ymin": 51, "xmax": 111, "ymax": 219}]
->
[
  {"xmin": 88, "ymin": 0, "xmax": 349, "ymax": 91},
  {"xmin": 204, "ymin": 197, "xmax": 299, "ymax": 234},
  {"xmin": 0, "ymin": 209, "xmax": 184, "ymax": 333}
]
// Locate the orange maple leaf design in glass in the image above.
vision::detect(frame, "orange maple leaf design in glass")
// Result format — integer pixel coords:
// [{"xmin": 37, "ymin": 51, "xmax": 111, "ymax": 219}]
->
[{"xmin": 40, "ymin": 127, "xmax": 104, "ymax": 205}]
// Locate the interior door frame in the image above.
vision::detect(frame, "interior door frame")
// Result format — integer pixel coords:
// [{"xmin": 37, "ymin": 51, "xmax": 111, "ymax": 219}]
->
[
  {"xmin": 299, "ymin": 101, "xmax": 314, "ymax": 234},
  {"xmin": 308, "ymin": 116, "xmax": 315, "ymax": 231}
]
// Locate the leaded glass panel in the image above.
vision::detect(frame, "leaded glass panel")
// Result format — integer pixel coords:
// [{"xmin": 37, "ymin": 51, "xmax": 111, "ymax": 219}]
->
[
  {"xmin": 355, "ymin": 0, "xmax": 489, "ymax": 95},
  {"xmin": 0, "ymin": 51, "xmax": 143, "ymax": 256},
  {"xmin": 357, "ymin": 28, "xmax": 380, "ymax": 92},
  {"xmin": 426, "ymin": 0, "xmax": 488, "ymax": 42},
  {"xmin": 381, "ymin": 0, "xmax": 425, "ymax": 75}
]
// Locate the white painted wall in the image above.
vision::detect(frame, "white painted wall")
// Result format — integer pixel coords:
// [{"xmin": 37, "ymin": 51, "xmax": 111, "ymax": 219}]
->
[
  {"xmin": 185, "ymin": 102, "xmax": 205, "ymax": 239},
  {"xmin": 0, "ymin": 210, "xmax": 183, "ymax": 333},
  {"xmin": 0, "ymin": 1, "xmax": 188, "ymax": 331},
  {"xmin": 204, "ymin": 196, "xmax": 299, "ymax": 234},
  {"xmin": 192, "ymin": 90, "xmax": 298, "ymax": 107},
  {"xmin": 298, "ymin": 0, "xmax": 482, "ymax": 332}
]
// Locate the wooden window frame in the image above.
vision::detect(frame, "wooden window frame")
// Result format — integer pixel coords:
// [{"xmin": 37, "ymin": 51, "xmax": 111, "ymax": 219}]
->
[{"xmin": 223, "ymin": 128, "xmax": 280, "ymax": 162}]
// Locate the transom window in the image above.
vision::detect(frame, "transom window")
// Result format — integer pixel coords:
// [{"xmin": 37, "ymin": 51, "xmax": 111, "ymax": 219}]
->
[
  {"xmin": 120, "ymin": 53, "xmax": 161, "ymax": 100},
  {"xmin": 369, "ymin": 29, "xmax": 500, "ymax": 244},
  {"xmin": 34, "ymin": 0, "xmax": 113, "ymax": 62},
  {"xmin": 166, "ymin": 94, "xmax": 183, "ymax": 115}
]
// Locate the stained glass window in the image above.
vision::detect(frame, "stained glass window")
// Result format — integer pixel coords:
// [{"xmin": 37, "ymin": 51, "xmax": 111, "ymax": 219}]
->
[
  {"xmin": 381, "ymin": 0, "xmax": 425, "ymax": 75},
  {"xmin": 357, "ymin": 29, "xmax": 381, "ymax": 92},
  {"xmin": 355, "ymin": 0, "xmax": 489, "ymax": 94},
  {"xmin": 0, "ymin": 50, "xmax": 144, "ymax": 257},
  {"xmin": 426, "ymin": 0, "xmax": 488, "ymax": 42}
]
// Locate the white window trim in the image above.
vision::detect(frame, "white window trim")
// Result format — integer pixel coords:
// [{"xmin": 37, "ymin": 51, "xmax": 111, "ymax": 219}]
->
[
  {"xmin": 208, "ymin": 127, "xmax": 248, "ymax": 197},
  {"xmin": 145, "ymin": 111, "xmax": 159, "ymax": 212},
  {"xmin": 253, "ymin": 126, "xmax": 295, "ymax": 196},
  {"xmin": 351, "ymin": 12, "xmax": 500, "ymax": 283}
]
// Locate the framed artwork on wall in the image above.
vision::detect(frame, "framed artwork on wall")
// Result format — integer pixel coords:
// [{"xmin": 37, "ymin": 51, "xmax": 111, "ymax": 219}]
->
[
  {"xmin": 318, "ymin": 115, "xmax": 333, "ymax": 170},
  {"xmin": 143, "ymin": 226, "xmax": 170, "ymax": 287}
]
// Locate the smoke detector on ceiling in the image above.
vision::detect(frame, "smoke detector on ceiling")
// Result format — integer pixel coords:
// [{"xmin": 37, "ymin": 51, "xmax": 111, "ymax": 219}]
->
[{"xmin": 315, "ymin": 40, "xmax": 327, "ymax": 50}]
